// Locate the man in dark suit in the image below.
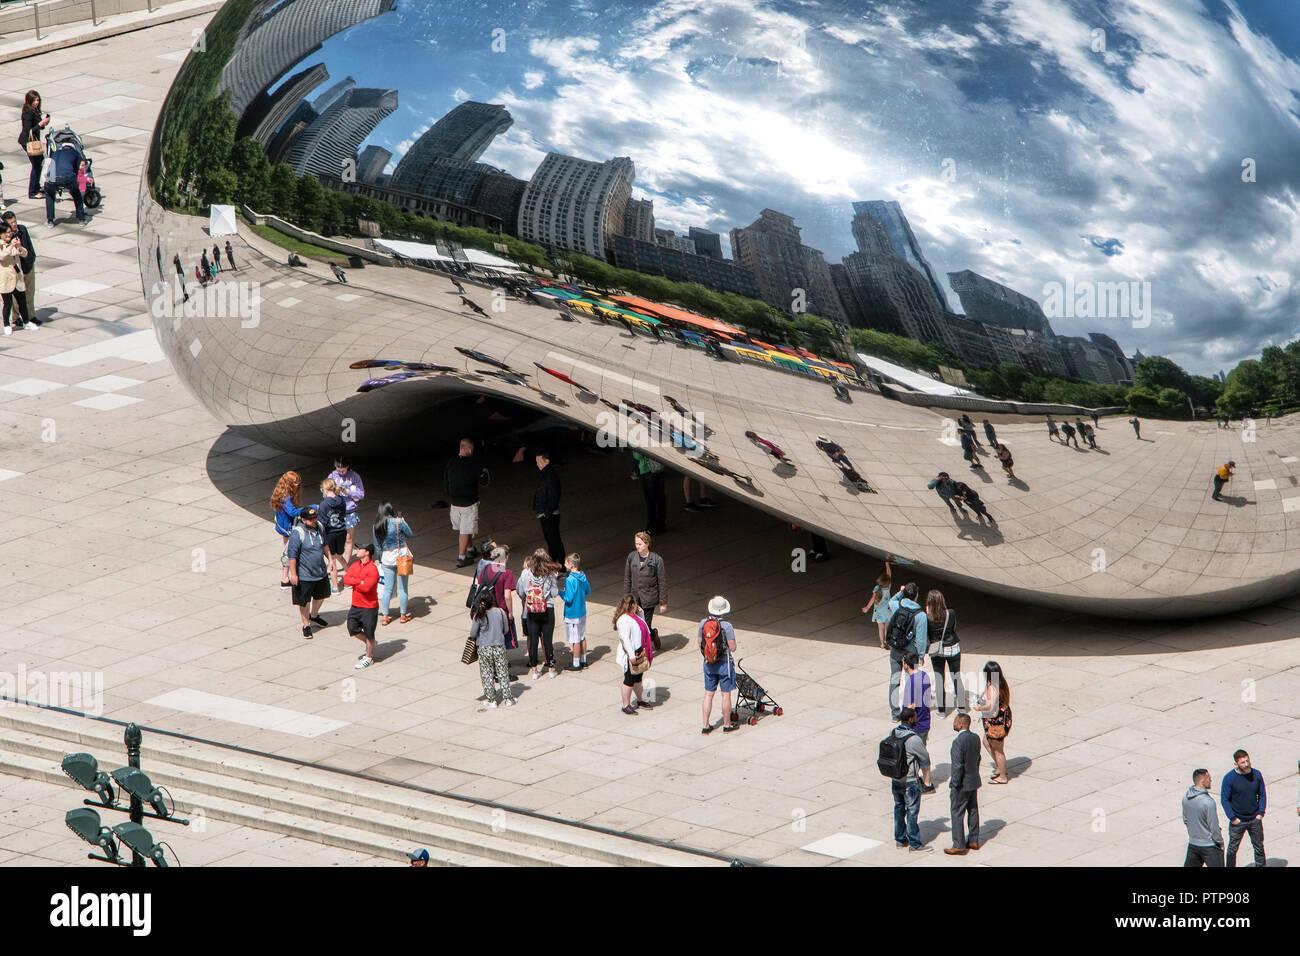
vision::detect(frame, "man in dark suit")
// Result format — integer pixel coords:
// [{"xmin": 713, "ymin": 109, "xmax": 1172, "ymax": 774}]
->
[
  {"xmin": 1, "ymin": 210, "xmax": 38, "ymax": 323},
  {"xmin": 946, "ymin": 713, "xmax": 982, "ymax": 855}
]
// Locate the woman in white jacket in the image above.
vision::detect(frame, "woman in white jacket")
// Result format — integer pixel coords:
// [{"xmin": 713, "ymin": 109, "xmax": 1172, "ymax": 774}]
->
[{"xmin": 614, "ymin": 594, "xmax": 654, "ymax": 716}]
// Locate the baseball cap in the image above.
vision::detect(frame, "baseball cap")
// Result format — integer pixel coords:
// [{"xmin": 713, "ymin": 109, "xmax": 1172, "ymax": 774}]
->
[
  {"xmin": 407, "ymin": 848, "xmax": 429, "ymax": 862},
  {"xmin": 303, "ymin": 505, "xmax": 318, "ymax": 518}
]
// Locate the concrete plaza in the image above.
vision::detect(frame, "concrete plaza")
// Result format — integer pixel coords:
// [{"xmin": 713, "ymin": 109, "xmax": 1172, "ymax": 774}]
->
[{"xmin": 1, "ymin": 13, "xmax": 1298, "ymax": 867}]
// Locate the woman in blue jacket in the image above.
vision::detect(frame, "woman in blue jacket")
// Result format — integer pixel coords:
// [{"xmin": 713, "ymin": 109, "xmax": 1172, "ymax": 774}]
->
[{"xmin": 372, "ymin": 503, "xmax": 414, "ymax": 624}]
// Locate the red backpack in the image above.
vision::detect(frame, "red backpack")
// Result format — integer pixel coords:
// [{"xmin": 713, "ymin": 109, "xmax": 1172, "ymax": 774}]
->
[{"xmin": 701, "ymin": 618, "xmax": 727, "ymax": 663}]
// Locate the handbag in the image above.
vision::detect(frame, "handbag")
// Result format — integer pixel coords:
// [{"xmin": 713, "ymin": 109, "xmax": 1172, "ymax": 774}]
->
[
  {"xmin": 985, "ymin": 705, "xmax": 1011, "ymax": 739},
  {"xmin": 927, "ymin": 610, "xmax": 948, "ymax": 657},
  {"xmin": 629, "ymin": 648, "xmax": 650, "ymax": 675},
  {"xmin": 25, "ymin": 129, "xmax": 44, "ymax": 157},
  {"xmin": 461, "ymin": 634, "xmax": 478, "ymax": 665},
  {"xmin": 395, "ymin": 526, "xmax": 413, "ymax": 576}
]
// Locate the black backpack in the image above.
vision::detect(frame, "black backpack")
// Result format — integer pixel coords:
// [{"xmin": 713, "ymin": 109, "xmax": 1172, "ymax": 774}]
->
[
  {"xmin": 884, "ymin": 605, "xmax": 918, "ymax": 652},
  {"xmin": 465, "ymin": 566, "xmax": 503, "ymax": 610},
  {"xmin": 878, "ymin": 729, "xmax": 914, "ymax": 779}
]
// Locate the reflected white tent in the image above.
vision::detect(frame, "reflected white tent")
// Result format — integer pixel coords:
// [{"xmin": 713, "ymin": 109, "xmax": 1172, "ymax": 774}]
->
[
  {"xmin": 372, "ymin": 238, "xmax": 528, "ymax": 274},
  {"xmin": 209, "ymin": 204, "xmax": 237, "ymax": 236},
  {"xmin": 855, "ymin": 353, "xmax": 976, "ymax": 397}
]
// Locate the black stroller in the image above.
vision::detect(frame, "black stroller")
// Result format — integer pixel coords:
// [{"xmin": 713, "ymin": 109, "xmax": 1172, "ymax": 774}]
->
[
  {"xmin": 46, "ymin": 126, "xmax": 102, "ymax": 209},
  {"xmin": 728, "ymin": 657, "xmax": 785, "ymax": 726}
]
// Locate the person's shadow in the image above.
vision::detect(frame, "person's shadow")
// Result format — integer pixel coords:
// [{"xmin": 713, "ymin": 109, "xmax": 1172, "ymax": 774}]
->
[
  {"xmin": 1217, "ymin": 495, "xmax": 1252, "ymax": 508},
  {"xmin": 955, "ymin": 511, "xmax": 1004, "ymax": 546},
  {"xmin": 772, "ymin": 462, "xmax": 797, "ymax": 479},
  {"xmin": 372, "ymin": 638, "xmax": 408, "ymax": 663},
  {"xmin": 972, "ymin": 467, "xmax": 994, "ymax": 484},
  {"xmin": 1007, "ymin": 476, "xmax": 1030, "ymax": 492}
]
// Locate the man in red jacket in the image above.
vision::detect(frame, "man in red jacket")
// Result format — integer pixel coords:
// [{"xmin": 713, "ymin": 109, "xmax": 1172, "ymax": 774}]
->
[{"xmin": 344, "ymin": 544, "xmax": 381, "ymax": 669}]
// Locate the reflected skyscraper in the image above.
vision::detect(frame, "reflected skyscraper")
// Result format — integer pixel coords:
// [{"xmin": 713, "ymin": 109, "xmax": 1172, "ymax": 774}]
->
[
  {"xmin": 948, "ymin": 269, "xmax": 1056, "ymax": 337},
  {"xmin": 730, "ymin": 209, "xmax": 843, "ymax": 321},
  {"xmin": 622, "ymin": 197, "xmax": 655, "ymax": 242},
  {"xmin": 240, "ymin": 62, "xmax": 329, "ymax": 146},
  {"xmin": 357, "ymin": 145, "xmax": 392, "ymax": 183},
  {"xmin": 218, "ymin": 0, "xmax": 395, "ymax": 116},
  {"xmin": 284, "ymin": 87, "xmax": 398, "ymax": 179},
  {"xmin": 390, "ymin": 102, "xmax": 514, "ymax": 195},
  {"xmin": 840, "ymin": 210, "xmax": 952, "ymax": 348},
  {"xmin": 852, "ymin": 200, "xmax": 950, "ymax": 313},
  {"xmin": 517, "ymin": 153, "xmax": 635, "ymax": 261}
]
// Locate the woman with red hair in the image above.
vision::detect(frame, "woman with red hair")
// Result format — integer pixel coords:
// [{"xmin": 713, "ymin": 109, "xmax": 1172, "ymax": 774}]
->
[{"xmin": 270, "ymin": 471, "xmax": 303, "ymax": 588}]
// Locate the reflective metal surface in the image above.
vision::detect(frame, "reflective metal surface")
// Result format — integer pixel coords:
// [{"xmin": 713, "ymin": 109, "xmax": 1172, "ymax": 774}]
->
[{"xmin": 139, "ymin": 0, "xmax": 1300, "ymax": 617}]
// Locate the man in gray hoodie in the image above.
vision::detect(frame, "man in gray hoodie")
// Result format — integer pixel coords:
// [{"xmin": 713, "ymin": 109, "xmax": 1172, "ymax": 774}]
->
[{"xmin": 1183, "ymin": 768, "xmax": 1224, "ymax": 867}]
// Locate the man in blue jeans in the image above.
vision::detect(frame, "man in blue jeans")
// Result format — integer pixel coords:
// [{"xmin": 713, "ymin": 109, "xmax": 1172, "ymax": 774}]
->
[
  {"xmin": 890, "ymin": 708, "xmax": 932, "ymax": 852},
  {"xmin": 42, "ymin": 133, "xmax": 86, "ymax": 228},
  {"xmin": 1220, "ymin": 749, "xmax": 1266, "ymax": 867},
  {"xmin": 699, "ymin": 595, "xmax": 738, "ymax": 734}
]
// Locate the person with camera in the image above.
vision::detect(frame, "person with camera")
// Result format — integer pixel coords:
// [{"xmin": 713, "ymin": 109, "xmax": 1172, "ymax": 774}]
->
[
  {"xmin": 19, "ymin": 91, "xmax": 50, "ymax": 200},
  {"xmin": 1, "ymin": 211, "xmax": 37, "ymax": 322},
  {"xmin": 444, "ymin": 437, "xmax": 488, "ymax": 567},
  {"xmin": 0, "ymin": 220, "xmax": 33, "ymax": 335}
]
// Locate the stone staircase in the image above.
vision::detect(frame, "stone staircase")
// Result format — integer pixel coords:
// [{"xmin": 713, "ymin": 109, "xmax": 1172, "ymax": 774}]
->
[{"xmin": 0, "ymin": 706, "xmax": 727, "ymax": 867}]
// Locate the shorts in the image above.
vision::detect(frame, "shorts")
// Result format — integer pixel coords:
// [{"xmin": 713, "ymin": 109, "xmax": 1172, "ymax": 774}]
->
[
  {"xmin": 344, "ymin": 512, "xmax": 359, "ymax": 530},
  {"xmin": 622, "ymin": 667, "xmax": 643, "ymax": 687},
  {"xmin": 449, "ymin": 503, "xmax": 479, "ymax": 535},
  {"xmin": 347, "ymin": 605, "xmax": 378, "ymax": 641},
  {"xmin": 292, "ymin": 577, "xmax": 330, "ymax": 606},
  {"xmin": 325, "ymin": 532, "xmax": 346, "ymax": 556},
  {"xmin": 703, "ymin": 657, "xmax": 735, "ymax": 692},
  {"xmin": 564, "ymin": 617, "xmax": 587, "ymax": 644}
]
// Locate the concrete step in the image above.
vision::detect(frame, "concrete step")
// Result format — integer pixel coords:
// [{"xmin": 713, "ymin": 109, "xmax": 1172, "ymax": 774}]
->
[
  {"xmin": 0, "ymin": 708, "xmax": 721, "ymax": 866},
  {"xmin": 1, "ymin": 732, "xmax": 609, "ymax": 867},
  {"xmin": 0, "ymin": 750, "xmax": 504, "ymax": 867}
]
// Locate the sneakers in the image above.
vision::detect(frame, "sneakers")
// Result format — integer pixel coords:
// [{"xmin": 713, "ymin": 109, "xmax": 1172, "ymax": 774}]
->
[
  {"xmin": 280, "ymin": 580, "xmax": 291, "ymax": 589},
  {"xmin": 456, "ymin": 556, "xmax": 472, "ymax": 568},
  {"xmin": 921, "ymin": 783, "xmax": 937, "ymax": 794},
  {"xmin": 701, "ymin": 725, "xmax": 714, "ymax": 735},
  {"xmin": 570, "ymin": 662, "xmax": 582, "ymax": 671},
  {"xmin": 354, "ymin": 657, "xmax": 374, "ymax": 669},
  {"xmin": 531, "ymin": 670, "xmax": 542, "ymax": 681},
  {"xmin": 909, "ymin": 844, "xmax": 933, "ymax": 853},
  {"xmin": 309, "ymin": 615, "xmax": 328, "ymax": 627},
  {"xmin": 501, "ymin": 699, "xmax": 516, "ymax": 708},
  {"xmin": 621, "ymin": 705, "xmax": 637, "ymax": 715},
  {"xmin": 44, "ymin": 221, "xmax": 54, "ymax": 229},
  {"xmin": 698, "ymin": 497, "xmax": 719, "ymax": 508},
  {"xmin": 722, "ymin": 722, "xmax": 738, "ymax": 732},
  {"xmin": 482, "ymin": 700, "xmax": 498, "ymax": 709},
  {"xmin": 682, "ymin": 502, "xmax": 702, "ymax": 512},
  {"xmin": 2, "ymin": 327, "xmax": 9, "ymax": 336},
  {"xmin": 301, "ymin": 626, "xmax": 312, "ymax": 639},
  {"xmin": 548, "ymin": 669, "xmax": 558, "ymax": 679}
]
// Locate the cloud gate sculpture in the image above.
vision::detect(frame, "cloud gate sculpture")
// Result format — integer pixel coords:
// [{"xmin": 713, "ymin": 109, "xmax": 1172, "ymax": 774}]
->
[{"xmin": 140, "ymin": 0, "xmax": 1300, "ymax": 618}]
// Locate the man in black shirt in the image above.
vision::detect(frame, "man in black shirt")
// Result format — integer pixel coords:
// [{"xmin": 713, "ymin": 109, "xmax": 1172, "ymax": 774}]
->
[
  {"xmin": 533, "ymin": 451, "xmax": 565, "ymax": 563},
  {"xmin": 444, "ymin": 438, "xmax": 488, "ymax": 567}
]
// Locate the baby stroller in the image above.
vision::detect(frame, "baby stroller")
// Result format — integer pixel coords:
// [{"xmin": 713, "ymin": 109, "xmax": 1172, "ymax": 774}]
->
[
  {"xmin": 46, "ymin": 126, "xmax": 102, "ymax": 209},
  {"xmin": 728, "ymin": 657, "xmax": 784, "ymax": 726}
]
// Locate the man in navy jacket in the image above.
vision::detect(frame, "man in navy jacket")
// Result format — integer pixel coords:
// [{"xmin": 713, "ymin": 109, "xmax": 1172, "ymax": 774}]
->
[{"xmin": 1220, "ymin": 749, "xmax": 1266, "ymax": 867}]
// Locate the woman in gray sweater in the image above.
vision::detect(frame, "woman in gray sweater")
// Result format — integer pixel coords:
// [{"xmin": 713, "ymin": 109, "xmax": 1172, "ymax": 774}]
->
[{"xmin": 624, "ymin": 531, "xmax": 668, "ymax": 649}]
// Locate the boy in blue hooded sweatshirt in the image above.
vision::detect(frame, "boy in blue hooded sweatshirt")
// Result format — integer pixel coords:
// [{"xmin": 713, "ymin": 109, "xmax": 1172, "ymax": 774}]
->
[{"xmin": 560, "ymin": 552, "xmax": 591, "ymax": 669}]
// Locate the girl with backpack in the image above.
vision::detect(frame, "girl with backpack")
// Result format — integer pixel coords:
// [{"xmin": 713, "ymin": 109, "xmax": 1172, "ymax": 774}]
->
[
  {"xmin": 862, "ymin": 559, "xmax": 892, "ymax": 648},
  {"xmin": 470, "ymin": 591, "xmax": 515, "ymax": 709},
  {"xmin": 328, "ymin": 457, "xmax": 365, "ymax": 562},
  {"xmin": 614, "ymin": 595, "xmax": 654, "ymax": 715},
  {"xmin": 972, "ymin": 661, "xmax": 1012, "ymax": 784},
  {"xmin": 318, "ymin": 478, "xmax": 348, "ymax": 591},
  {"xmin": 924, "ymin": 590, "xmax": 965, "ymax": 715},
  {"xmin": 270, "ymin": 471, "xmax": 303, "ymax": 588},
  {"xmin": 517, "ymin": 548, "xmax": 561, "ymax": 679},
  {"xmin": 372, "ymin": 503, "xmax": 414, "ymax": 625}
]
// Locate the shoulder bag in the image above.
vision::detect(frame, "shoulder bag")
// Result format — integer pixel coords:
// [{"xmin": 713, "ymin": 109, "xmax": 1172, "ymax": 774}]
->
[
  {"xmin": 395, "ymin": 524, "xmax": 414, "ymax": 576},
  {"xmin": 25, "ymin": 127, "xmax": 44, "ymax": 158}
]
